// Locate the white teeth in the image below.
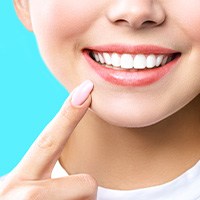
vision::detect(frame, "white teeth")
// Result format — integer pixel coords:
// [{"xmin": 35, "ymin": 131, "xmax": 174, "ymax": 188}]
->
[
  {"xmin": 120, "ymin": 54, "xmax": 134, "ymax": 69},
  {"xmin": 111, "ymin": 53, "xmax": 121, "ymax": 67},
  {"xmin": 161, "ymin": 56, "xmax": 168, "ymax": 66},
  {"xmin": 98, "ymin": 53, "xmax": 105, "ymax": 64},
  {"xmin": 92, "ymin": 52, "xmax": 173, "ymax": 70},
  {"xmin": 146, "ymin": 54, "xmax": 156, "ymax": 69},
  {"xmin": 134, "ymin": 54, "xmax": 146, "ymax": 69},
  {"xmin": 103, "ymin": 53, "xmax": 112, "ymax": 65},
  {"xmin": 156, "ymin": 55, "xmax": 164, "ymax": 67},
  {"xmin": 94, "ymin": 53, "xmax": 100, "ymax": 62}
]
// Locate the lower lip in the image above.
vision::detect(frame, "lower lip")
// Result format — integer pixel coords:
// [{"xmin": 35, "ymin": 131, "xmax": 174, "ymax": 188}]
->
[{"xmin": 83, "ymin": 51, "xmax": 180, "ymax": 87}]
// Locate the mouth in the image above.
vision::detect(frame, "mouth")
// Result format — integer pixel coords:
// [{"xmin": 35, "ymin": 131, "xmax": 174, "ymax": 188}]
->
[
  {"xmin": 83, "ymin": 45, "xmax": 181, "ymax": 87},
  {"xmin": 88, "ymin": 51, "xmax": 180, "ymax": 71}
]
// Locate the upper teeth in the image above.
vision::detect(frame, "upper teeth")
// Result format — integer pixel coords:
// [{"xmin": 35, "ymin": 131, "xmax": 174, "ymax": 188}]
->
[{"xmin": 91, "ymin": 52, "xmax": 173, "ymax": 70}]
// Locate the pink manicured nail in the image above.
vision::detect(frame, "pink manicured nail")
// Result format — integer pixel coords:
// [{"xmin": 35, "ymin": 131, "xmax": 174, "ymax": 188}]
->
[{"xmin": 71, "ymin": 80, "xmax": 94, "ymax": 106}]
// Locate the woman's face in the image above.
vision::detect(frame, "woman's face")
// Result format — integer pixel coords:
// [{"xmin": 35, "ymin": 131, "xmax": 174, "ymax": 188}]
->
[{"xmin": 17, "ymin": 0, "xmax": 200, "ymax": 127}]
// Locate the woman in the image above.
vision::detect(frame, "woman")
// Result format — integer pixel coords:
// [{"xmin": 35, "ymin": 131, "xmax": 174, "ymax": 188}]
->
[{"xmin": 1, "ymin": 0, "xmax": 200, "ymax": 199}]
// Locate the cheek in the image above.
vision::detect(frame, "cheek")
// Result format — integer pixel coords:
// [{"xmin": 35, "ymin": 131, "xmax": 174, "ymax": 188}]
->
[
  {"xmin": 181, "ymin": 16, "xmax": 200, "ymax": 42},
  {"xmin": 169, "ymin": 2, "xmax": 200, "ymax": 42},
  {"xmin": 29, "ymin": 0, "xmax": 103, "ymax": 39},
  {"xmin": 28, "ymin": 0, "xmax": 104, "ymax": 89}
]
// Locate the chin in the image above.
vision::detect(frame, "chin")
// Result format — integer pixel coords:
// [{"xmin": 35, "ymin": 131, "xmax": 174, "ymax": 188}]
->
[
  {"xmin": 88, "ymin": 83, "xmax": 200, "ymax": 128},
  {"xmin": 90, "ymin": 102, "xmax": 169, "ymax": 128}
]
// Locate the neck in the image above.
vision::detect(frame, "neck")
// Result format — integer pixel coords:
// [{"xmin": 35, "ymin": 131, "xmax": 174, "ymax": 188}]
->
[{"xmin": 60, "ymin": 94, "xmax": 200, "ymax": 190}]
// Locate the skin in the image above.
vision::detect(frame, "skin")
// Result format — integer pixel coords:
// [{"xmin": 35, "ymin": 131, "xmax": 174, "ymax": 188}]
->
[
  {"xmin": 1, "ymin": 0, "xmax": 200, "ymax": 197},
  {"xmin": 0, "ymin": 81, "xmax": 97, "ymax": 199}
]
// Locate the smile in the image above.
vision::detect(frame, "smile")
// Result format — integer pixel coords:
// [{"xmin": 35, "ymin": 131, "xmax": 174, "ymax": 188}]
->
[
  {"xmin": 83, "ymin": 44, "xmax": 181, "ymax": 87},
  {"xmin": 89, "ymin": 51, "xmax": 177, "ymax": 70}
]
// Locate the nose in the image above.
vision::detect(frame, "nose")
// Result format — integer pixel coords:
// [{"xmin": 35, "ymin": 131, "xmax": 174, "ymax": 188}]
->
[{"xmin": 106, "ymin": 0, "xmax": 166, "ymax": 29}]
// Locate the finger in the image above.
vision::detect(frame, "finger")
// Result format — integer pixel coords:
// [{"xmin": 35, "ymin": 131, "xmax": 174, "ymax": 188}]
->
[
  {"xmin": 14, "ymin": 80, "xmax": 94, "ymax": 180},
  {"xmin": 33, "ymin": 174, "xmax": 97, "ymax": 200}
]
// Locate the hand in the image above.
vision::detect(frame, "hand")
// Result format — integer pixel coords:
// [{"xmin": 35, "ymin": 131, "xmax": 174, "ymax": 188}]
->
[{"xmin": 0, "ymin": 80, "xmax": 97, "ymax": 200}]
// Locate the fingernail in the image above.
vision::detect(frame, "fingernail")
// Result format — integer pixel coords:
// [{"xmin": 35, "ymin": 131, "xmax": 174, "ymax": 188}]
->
[{"xmin": 71, "ymin": 80, "xmax": 94, "ymax": 106}]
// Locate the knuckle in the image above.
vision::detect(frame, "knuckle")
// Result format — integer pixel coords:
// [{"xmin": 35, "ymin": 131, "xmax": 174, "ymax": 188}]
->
[
  {"xmin": 36, "ymin": 132, "xmax": 54, "ymax": 150},
  {"xmin": 19, "ymin": 185, "xmax": 41, "ymax": 200},
  {"xmin": 35, "ymin": 125, "xmax": 60, "ymax": 153},
  {"xmin": 31, "ymin": 132, "xmax": 60, "ymax": 162},
  {"xmin": 35, "ymin": 131, "xmax": 60, "ymax": 157},
  {"xmin": 21, "ymin": 183, "xmax": 47, "ymax": 200},
  {"xmin": 22, "ymin": 187, "xmax": 39, "ymax": 200},
  {"xmin": 76, "ymin": 174, "xmax": 98, "ymax": 198}
]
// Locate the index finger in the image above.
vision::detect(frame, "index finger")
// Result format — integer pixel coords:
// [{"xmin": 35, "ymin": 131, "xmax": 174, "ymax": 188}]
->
[{"xmin": 14, "ymin": 80, "xmax": 94, "ymax": 180}]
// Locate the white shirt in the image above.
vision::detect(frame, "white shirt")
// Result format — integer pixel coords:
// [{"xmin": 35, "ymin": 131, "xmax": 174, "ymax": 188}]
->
[{"xmin": 51, "ymin": 161, "xmax": 200, "ymax": 200}]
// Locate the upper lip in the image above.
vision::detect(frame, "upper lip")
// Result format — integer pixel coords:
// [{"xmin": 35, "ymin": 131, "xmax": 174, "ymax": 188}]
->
[{"xmin": 84, "ymin": 44, "xmax": 179, "ymax": 55}]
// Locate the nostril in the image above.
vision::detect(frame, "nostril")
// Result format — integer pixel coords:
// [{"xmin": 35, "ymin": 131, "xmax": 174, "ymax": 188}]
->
[
  {"xmin": 142, "ymin": 20, "xmax": 158, "ymax": 28},
  {"xmin": 115, "ymin": 19, "xmax": 131, "ymax": 26},
  {"xmin": 114, "ymin": 19, "xmax": 159, "ymax": 29}
]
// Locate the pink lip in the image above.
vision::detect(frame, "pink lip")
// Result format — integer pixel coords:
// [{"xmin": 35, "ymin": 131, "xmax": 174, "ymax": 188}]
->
[
  {"xmin": 85, "ymin": 44, "xmax": 178, "ymax": 54},
  {"xmin": 83, "ymin": 44, "xmax": 181, "ymax": 87}
]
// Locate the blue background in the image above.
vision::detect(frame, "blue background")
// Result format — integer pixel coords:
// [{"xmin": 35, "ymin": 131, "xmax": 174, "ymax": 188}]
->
[{"xmin": 0, "ymin": 1, "xmax": 68, "ymax": 176}]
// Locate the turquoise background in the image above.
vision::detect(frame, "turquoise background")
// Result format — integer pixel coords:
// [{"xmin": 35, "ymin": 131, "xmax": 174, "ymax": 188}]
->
[{"xmin": 0, "ymin": 1, "xmax": 68, "ymax": 176}]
